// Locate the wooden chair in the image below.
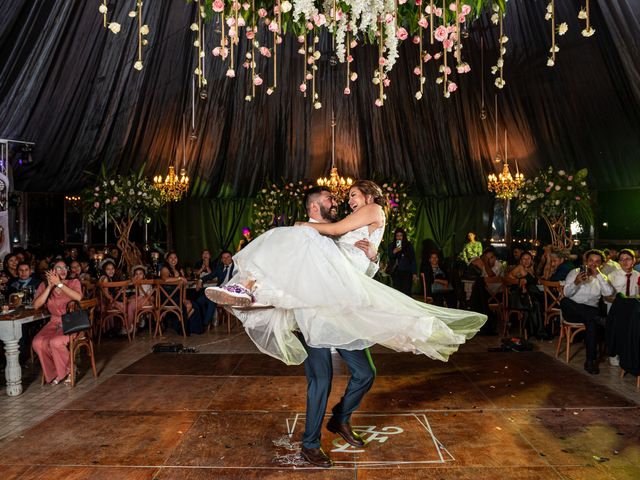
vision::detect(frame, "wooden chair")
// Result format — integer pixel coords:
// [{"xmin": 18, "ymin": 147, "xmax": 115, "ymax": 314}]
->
[
  {"xmin": 555, "ymin": 306, "xmax": 586, "ymax": 363},
  {"xmin": 211, "ymin": 306, "xmax": 241, "ymax": 334},
  {"xmin": 96, "ymin": 280, "xmax": 130, "ymax": 343},
  {"xmin": 40, "ymin": 299, "xmax": 99, "ymax": 387},
  {"xmin": 503, "ymin": 286, "xmax": 528, "ymax": 339},
  {"xmin": 540, "ymin": 280, "xmax": 563, "ymax": 335},
  {"xmin": 420, "ymin": 273, "xmax": 434, "ymax": 304},
  {"xmin": 486, "ymin": 282, "xmax": 505, "ymax": 335},
  {"xmin": 69, "ymin": 298, "xmax": 99, "ymax": 386},
  {"xmin": 155, "ymin": 280, "xmax": 186, "ymax": 337},
  {"xmin": 132, "ymin": 280, "xmax": 157, "ymax": 338}
]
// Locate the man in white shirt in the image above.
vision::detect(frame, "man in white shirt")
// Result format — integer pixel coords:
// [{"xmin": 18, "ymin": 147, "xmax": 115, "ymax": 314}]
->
[
  {"xmin": 560, "ymin": 249, "xmax": 615, "ymax": 374},
  {"xmin": 605, "ymin": 249, "xmax": 639, "ymax": 303},
  {"xmin": 601, "ymin": 248, "xmax": 620, "ymax": 276}
]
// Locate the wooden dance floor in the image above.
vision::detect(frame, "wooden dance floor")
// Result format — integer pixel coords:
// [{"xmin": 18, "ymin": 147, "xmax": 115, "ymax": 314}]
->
[{"xmin": 1, "ymin": 348, "xmax": 639, "ymax": 479}]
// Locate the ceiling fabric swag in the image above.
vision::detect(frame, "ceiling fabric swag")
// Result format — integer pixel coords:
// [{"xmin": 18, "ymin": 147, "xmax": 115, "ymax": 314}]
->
[{"xmin": 0, "ymin": 1, "xmax": 639, "ymax": 198}]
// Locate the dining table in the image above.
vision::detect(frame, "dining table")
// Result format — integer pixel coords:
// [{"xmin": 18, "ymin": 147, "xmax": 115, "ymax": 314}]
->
[{"xmin": 0, "ymin": 306, "xmax": 50, "ymax": 396}]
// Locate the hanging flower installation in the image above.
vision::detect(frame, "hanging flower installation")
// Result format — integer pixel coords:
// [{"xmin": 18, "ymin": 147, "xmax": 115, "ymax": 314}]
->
[
  {"xmin": 490, "ymin": 3, "xmax": 507, "ymax": 89},
  {"xmin": 545, "ymin": 1, "xmax": 568, "ymax": 67},
  {"xmin": 578, "ymin": 0, "xmax": 595, "ymax": 37},
  {"xmin": 99, "ymin": 1, "xmax": 149, "ymax": 70}
]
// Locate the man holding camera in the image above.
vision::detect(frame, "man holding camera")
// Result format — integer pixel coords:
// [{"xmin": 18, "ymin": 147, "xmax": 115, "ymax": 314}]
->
[{"xmin": 560, "ymin": 249, "xmax": 614, "ymax": 374}]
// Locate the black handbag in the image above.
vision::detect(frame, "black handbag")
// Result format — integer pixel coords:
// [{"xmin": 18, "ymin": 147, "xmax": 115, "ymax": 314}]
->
[{"xmin": 61, "ymin": 300, "xmax": 91, "ymax": 335}]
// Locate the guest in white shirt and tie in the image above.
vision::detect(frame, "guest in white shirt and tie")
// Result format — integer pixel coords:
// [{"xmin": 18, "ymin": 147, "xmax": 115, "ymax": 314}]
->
[{"xmin": 560, "ymin": 249, "xmax": 615, "ymax": 375}]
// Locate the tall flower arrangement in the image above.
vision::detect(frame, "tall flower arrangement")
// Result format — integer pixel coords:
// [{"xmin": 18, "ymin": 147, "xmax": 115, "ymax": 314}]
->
[
  {"xmin": 84, "ymin": 167, "xmax": 166, "ymax": 273},
  {"xmin": 515, "ymin": 167, "xmax": 592, "ymax": 249}
]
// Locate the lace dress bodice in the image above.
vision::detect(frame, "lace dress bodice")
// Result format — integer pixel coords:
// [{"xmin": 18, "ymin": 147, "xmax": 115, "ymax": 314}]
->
[{"xmin": 336, "ymin": 225, "xmax": 385, "ymax": 275}]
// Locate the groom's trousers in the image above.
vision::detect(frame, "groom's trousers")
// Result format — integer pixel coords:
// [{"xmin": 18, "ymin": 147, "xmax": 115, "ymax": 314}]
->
[{"xmin": 299, "ymin": 335, "xmax": 376, "ymax": 449}]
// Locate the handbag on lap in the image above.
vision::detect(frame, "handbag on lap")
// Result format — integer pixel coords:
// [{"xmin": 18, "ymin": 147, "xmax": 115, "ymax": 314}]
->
[{"xmin": 61, "ymin": 300, "xmax": 91, "ymax": 335}]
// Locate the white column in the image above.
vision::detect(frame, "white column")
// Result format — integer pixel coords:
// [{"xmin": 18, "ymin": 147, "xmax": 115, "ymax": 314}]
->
[{"xmin": 0, "ymin": 321, "xmax": 24, "ymax": 396}]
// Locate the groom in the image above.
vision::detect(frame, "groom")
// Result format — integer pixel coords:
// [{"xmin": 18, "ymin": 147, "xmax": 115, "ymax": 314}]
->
[{"xmin": 299, "ymin": 186, "xmax": 378, "ymax": 468}]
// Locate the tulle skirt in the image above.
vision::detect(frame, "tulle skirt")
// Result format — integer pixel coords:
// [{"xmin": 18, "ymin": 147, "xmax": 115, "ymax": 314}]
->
[{"xmin": 229, "ymin": 226, "xmax": 487, "ymax": 365}]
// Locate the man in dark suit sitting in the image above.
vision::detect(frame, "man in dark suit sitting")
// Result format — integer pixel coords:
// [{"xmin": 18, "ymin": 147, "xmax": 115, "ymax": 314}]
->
[{"xmin": 194, "ymin": 251, "xmax": 235, "ymax": 327}]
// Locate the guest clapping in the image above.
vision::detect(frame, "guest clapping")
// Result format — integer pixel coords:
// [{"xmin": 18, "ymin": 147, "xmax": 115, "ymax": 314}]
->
[
  {"xmin": 193, "ymin": 250, "xmax": 213, "ymax": 279},
  {"xmin": 32, "ymin": 261, "xmax": 82, "ymax": 385}
]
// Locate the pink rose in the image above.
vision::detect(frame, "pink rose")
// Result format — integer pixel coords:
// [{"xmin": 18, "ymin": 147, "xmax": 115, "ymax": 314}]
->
[
  {"xmin": 260, "ymin": 46, "xmax": 271, "ymax": 57},
  {"xmin": 545, "ymin": 187, "xmax": 552, "ymax": 193},
  {"xmin": 458, "ymin": 14, "xmax": 466, "ymax": 23},
  {"xmin": 226, "ymin": 68, "xmax": 235, "ymax": 78},
  {"xmin": 246, "ymin": 30, "xmax": 255, "ymax": 40},
  {"xmin": 567, "ymin": 176, "xmax": 573, "ymax": 181},
  {"xmin": 383, "ymin": 78, "xmax": 391, "ymax": 87},
  {"xmin": 94, "ymin": 202, "xmax": 100, "ymax": 208},
  {"xmin": 299, "ymin": 83, "xmax": 307, "ymax": 93},
  {"xmin": 212, "ymin": 0, "xmax": 224, "ymax": 13},
  {"xmin": 350, "ymin": 39, "xmax": 357, "ymax": 48},
  {"xmin": 375, "ymin": 98, "xmax": 383, "ymax": 107},
  {"xmin": 212, "ymin": 46, "xmax": 221, "ymax": 56},
  {"xmin": 447, "ymin": 82, "xmax": 458, "ymax": 93},
  {"xmin": 462, "ymin": 4, "xmax": 472, "ymax": 15},
  {"xmin": 228, "ymin": 27, "xmax": 237, "ymax": 38},
  {"xmin": 396, "ymin": 28, "xmax": 408, "ymax": 40},
  {"xmin": 306, "ymin": 22, "xmax": 313, "ymax": 30},
  {"xmin": 423, "ymin": 52, "xmax": 432, "ymax": 62},
  {"xmin": 378, "ymin": 57, "xmax": 386, "ymax": 66},
  {"xmin": 297, "ymin": 35, "xmax": 305, "ymax": 43},
  {"xmin": 257, "ymin": 8, "xmax": 267, "ymax": 17},
  {"xmin": 444, "ymin": 66, "xmax": 451, "ymax": 75},
  {"xmin": 347, "ymin": 55, "xmax": 353, "ymax": 63},
  {"xmin": 418, "ymin": 17, "xmax": 428, "ymax": 28},
  {"xmin": 343, "ymin": 87, "xmax": 351, "ymax": 95},
  {"xmin": 313, "ymin": 14, "xmax": 326, "ymax": 27},
  {"xmin": 253, "ymin": 75, "xmax": 263, "ymax": 86},
  {"xmin": 575, "ymin": 196, "xmax": 581, "ymax": 201},
  {"xmin": 449, "ymin": 2, "xmax": 457, "ymax": 11},
  {"xmin": 434, "ymin": 25, "xmax": 448, "ymax": 42},
  {"xmin": 385, "ymin": 14, "xmax": 394, "ymax": 24},
  {"xmin": 443, "ymin": 38, "xmax": 454, "ymax": 50},
  {"xmin": 242, "ymin": 2, "xmax": 249, "ymax": 10},
  {"xmin": 269, "ymin": 22, "xmax": 279, "ymax": 32},
  {"xmin": 413, "ymin": 67, "xmax": 421, "ymax": 76},
  {"xmin": 237, "ymin": 17, "xmax": 245, "ymax": 27},
  {"xmin": 415, "ymin": 0, "xmax": 422, "ymax": 5},
  {"xmin": 226, "ymin": 17, "xmax": 235, "ymax": 27}
]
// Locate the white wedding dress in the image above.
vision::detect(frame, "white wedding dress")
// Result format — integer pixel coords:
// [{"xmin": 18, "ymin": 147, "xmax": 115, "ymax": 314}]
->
[{"xmin": 229, "ymin": 224, "xmax": 486, "ymax": 365}]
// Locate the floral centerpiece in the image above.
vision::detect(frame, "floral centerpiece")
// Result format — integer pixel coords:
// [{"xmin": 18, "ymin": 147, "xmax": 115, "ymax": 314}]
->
[
  {"xmin": 515, "ymin": 167, "xmax": 592, "ymax": 248},
  {"xmin": 84, "ymin": 166, "xmax": 166, "ymax": 273}
]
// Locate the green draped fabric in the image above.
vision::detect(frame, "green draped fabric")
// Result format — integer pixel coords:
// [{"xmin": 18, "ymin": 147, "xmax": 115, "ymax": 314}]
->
[{"xmin": 173, "ymin": 198, "xmax": 253, "ymax": 262}]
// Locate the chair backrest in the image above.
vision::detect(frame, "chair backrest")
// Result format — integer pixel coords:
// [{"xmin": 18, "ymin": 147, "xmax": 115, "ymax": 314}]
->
[
  {"xmin": 79, "ymin": 298, "xmax": 98, "ymax": 327},
  {"xmin": 133, "ymin": 280, "xmax": 156, "ymax": 309},
  {"xmin": 540, "ymin": 279, "xmax": 563, "ymax": 312},
  {"xmin": 155, "ymin": 280, "xmax": 184, "ymax": 312},
  {"xmin": 486, "ymin": 278, "xmax": 505, "ymax": 306},
  {"xmin": 96, "ymin": 280, "xmax": 129, "ymax": 309}
]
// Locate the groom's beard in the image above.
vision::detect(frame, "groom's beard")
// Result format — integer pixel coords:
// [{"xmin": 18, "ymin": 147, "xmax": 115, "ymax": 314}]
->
[{"xmin": 319, "ymin": 204, "xmax": 338, "ymax": 223}]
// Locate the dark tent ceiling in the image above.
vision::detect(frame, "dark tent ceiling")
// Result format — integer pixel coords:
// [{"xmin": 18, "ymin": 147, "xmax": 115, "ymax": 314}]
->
[{"xmin": 1, "ymin": 0, "xmax": 639, "ymax": 197}]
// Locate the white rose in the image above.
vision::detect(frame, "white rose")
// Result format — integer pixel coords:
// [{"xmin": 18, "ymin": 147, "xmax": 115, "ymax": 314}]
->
[
  {"xmin": 99, "ymin": 5, "xmax": 108, "ymax": 14},
  {"xmin": 108, "ymin": 22, "xmax": 121, "ymax": 34},
  {"xmin": 280, "ymin": 1, "xmax": 292, "ymax": 13}
]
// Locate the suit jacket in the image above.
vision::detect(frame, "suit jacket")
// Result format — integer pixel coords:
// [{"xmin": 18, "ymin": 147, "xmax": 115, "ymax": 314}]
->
[{"xmin": 202, "ymin": 262, "xmax": 235, "ymax": 286}]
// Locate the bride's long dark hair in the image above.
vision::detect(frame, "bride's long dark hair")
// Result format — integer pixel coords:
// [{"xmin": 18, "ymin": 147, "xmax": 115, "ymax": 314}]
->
[{"xmin": 350, "ymin": 180, "xmax": 388, "ymax": 209}]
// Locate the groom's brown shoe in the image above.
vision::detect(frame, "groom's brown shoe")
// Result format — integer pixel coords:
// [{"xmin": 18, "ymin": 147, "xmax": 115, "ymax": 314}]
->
[
  {"xmin": 326, "ymin": 416, "xmax": 365, "ymax": 447},
  {"xmin": 300, "ymin": 446, "xmax": 332, "ymax": 468}
]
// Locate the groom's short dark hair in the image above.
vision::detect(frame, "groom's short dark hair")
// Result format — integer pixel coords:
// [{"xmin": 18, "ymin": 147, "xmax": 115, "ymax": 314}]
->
[{"xmin": 303, "ymin": 186, "xmax": 332, "ymax": 211}]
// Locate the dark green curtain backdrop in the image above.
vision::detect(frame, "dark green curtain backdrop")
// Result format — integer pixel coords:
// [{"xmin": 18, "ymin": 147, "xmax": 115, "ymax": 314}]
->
[{"xmin": 174, "ymin": 195, "xmax": 494, "ymax": 268}]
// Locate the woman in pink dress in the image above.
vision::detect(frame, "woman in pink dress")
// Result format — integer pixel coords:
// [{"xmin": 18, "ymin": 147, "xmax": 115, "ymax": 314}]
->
[{"xmin": 32, "ymin": 259, "xmax": 82, "ymax": 384}]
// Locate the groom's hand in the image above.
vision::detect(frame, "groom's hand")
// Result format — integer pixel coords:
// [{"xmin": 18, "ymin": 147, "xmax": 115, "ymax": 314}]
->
[{"xmin": 354, "ymin": 239, "xmax": 378, "ymax": 262}]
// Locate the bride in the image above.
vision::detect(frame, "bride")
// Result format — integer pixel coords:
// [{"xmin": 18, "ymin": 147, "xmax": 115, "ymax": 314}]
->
[{"xmin": 207, "ymin": 180, "xmax": 486, "ymax": 365}]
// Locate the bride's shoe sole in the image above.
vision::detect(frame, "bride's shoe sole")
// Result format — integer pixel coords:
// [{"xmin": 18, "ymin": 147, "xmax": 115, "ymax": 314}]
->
[{"xmin": 205, "ymin": 287, "xmax": 253, "ymax": 307}]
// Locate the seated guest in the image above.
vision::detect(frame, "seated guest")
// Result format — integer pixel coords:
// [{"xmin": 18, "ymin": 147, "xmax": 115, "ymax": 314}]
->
[
  {"xmin": 506, "ymin": 252, "xmax": 546, "ymax": 339},
  {"xmin": 193, "ymin": 249, "xmax": 213, "ymax": 279},
  {"xmin": 98, "ymin": 258, "xmax": 126, "ymax": 334},
  {"xmin": 604, "ymin": 249, "xmax": 639, "ymax": 366},
  {"xmin": 127, "ymin": 265, "xmax": 152, "ymax": 331},
  {"xmin": 159, "ymin": 252, "xmax": 199, "ymax": 334},
  {"xmin": 64, "ymin": 247, "xmax": 79, "ymax": 265},
  {"xmin": 560, "ymin": 249, "xmax": 614, "ymax": 374},
  {"xmin": 195, "ymin": 250, "xmax": 235, "ymax": 327},
  {"xmin": 32, "ymin": 260, "xmax": 83, "ymax": 385},
  {"xmin": 468, "ymin": 248, "xmax": 504, "ymax": 333},
  {"xmin": 458, "ymin": 232, "xmax": 483, "ymax": 265},
  {"xmin": 7, "ymin": 261, "xmax": 42, "ymax": 295},
  {"xmin": 423, "ymin": 252, "xmax": 456, "ymax": 307},
  {"xmin": 1, "ymin": 253, "xmax": 19, "ymax": 287},
  {"xmin": 546, "ymin": 248, "xmax": 573, "ymax": 282},
  {"xmin": 601, "ymin": 248, "xmax": 620, "ymax": 275}
]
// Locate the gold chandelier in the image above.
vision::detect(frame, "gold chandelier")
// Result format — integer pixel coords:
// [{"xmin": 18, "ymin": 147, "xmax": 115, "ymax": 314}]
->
[
  {"xmin": 153, "ymin": 166, "xmax": 189, "ymax": 202},
  {"xmin": 487, "ymin": 162, "xmax": 524, "ymax": 199},
  {"xmin": 316, "ymin": 110, "xmax": 353, "ymax": 201}
]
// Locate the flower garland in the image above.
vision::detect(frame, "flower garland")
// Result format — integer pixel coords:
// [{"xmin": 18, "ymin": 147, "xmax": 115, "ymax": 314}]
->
[{"xmin": 252, "ymin": 179, "xmax": 416, "ymax": 254}]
